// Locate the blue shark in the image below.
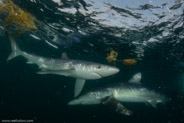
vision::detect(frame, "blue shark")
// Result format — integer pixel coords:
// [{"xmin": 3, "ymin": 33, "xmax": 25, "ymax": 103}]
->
[
  {"xmin": 68, "ymin": 73, "xmax": 170, "ymax": 115},
  {"xmin": 7, "ymin": 38, "xmax": 119, "ymax": 97}
]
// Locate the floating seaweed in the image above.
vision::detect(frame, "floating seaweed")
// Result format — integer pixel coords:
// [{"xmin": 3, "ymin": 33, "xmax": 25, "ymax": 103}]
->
[
  {"xmin": 106, "ymin": 48, "xmax": 118, "ymax": 63},
  {"xmin": 0, "ymin": 0, "xmax": 37, "ymax": 35},
  {"xmin": 106, "ymin": 48, "xmax": 137, "ymax": 66},
  {"xmin": 122, "ymin": 59, "xmax": 137, "ymax": 66}
]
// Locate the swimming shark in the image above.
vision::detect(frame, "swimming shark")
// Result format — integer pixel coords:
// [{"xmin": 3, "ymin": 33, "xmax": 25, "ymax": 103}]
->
[
  {"xmin": 7, "ymin": 38, "xmax": 119, "ymax": 97},
  {"xmin": 68, "ymin": 73, "xmax": 170, "ymax": 115}
]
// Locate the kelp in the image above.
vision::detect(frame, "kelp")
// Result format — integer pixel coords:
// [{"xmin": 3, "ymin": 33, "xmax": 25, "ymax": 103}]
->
[
  {"xmin": 106, "ymin": 48, "xmax": 137, "ymax": 66},
  {"xmin": 106, "ymin": 48, "xmax": 118, "ymax": 63},
  {"xmin": 0, "ymin": 0, "xmax": 37, "ymax": 35},
  {"xmin": 122, "ymin": 59, "xmax": 137, "ymax": 66}
]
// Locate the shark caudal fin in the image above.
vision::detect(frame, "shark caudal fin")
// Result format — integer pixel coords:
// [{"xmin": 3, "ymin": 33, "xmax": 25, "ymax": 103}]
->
[
  {"xmin": 7, "ymin": 38, "xmax": 21, "ymax": 61},
  {"xmin": 74, "ymin": 79, "xmax": 86, "ymax": 97}
]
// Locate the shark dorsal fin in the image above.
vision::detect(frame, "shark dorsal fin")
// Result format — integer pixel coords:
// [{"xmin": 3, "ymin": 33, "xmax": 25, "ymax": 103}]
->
[
  {"xmin": 128, "ymin": 73, "xmax": 142, "ymax": 84},
  {"xmin": 61, "ymin": 53, "xmax": 69, "ymax": 59}
]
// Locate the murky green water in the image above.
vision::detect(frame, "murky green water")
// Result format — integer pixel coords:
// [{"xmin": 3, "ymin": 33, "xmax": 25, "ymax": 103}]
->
[{"xmin": 0, "ymin": 0, "xmax": 184, "ymax": 122}]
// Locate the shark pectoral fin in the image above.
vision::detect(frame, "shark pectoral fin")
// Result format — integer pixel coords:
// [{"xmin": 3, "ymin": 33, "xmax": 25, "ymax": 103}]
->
[
  {"xmin": 74, "ymin": 79, "xmax": 86, "ymax": 97},
  {"xmin": 128, "ymin": 72, "xmax": 142, "ymax": 84},
  {"xmin": 101, "ymin": 95, "xmax": 133, "ymax": 116},
  {"xmin": 148, "ymin": 100, "xmax": 157, "ymax": 108}
]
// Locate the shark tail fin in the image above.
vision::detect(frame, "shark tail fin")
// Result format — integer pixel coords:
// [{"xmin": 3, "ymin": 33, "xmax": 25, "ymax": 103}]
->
[
  {"xmin": 7, "ymin": 38, "xmax": 21, "ymax": 61},
  {"xmin": 74, "ymin": 79, "xmax": 86, "ymax": 97}
]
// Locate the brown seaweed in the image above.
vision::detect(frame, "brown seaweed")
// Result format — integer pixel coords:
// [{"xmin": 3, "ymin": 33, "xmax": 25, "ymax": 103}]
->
[
  {"xmin": 106, "ymin": 48, "xmax": 137, "ymax": 66},
  {"xmin": 0, "ymin": 0, "xmax": 37, "ymax": 35}
]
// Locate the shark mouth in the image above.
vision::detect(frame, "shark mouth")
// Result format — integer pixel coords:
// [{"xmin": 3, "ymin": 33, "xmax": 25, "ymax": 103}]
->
[{"xmin": 95, "ymin": 72, "xmax": 104, "ymax": 78}]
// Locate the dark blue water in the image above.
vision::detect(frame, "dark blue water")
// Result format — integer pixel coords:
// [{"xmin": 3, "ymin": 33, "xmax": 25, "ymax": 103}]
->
[{"xmin": 0, "ymin": 0, "xmax": 184, "ymax": 122}]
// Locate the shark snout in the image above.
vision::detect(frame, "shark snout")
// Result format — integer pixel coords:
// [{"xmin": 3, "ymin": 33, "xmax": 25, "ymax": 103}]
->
[
  {"xmin": 68, "ymin": 100, "xmax": 77, "ymax": 105},
  {"xmin": 68, "ymin": 98, "xmax": 81, "ymax": 105},
  {"xmin": 111, "ymin": 67, "xmax": 120, "ymax": 73},
  {"xmin": 104, "ymin": 67, "xmax": 119, "ymax": 76},
  {"xmin": 92, "ymin": 66, "xmax": 119, "ymax": 79},
  {"xmin": 97, "ymin": 67, "xmax": 119, "ymax": 78}
]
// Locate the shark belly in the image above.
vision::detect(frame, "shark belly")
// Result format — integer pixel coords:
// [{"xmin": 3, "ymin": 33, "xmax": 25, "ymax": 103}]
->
[
  {"xmin": 71, "ymin": 70, "xmax": 102, "ymax": 80},
  {"xmin": 81, "ymin": 99, "xmax": 101, "ymax": 105},
  {"xmin": 116, "ymin": 96, "xmax": 148, "ymax": 103}
]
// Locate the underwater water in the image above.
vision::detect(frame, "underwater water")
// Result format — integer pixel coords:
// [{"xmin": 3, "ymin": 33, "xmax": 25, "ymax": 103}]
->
[{"xmin": 0, "ymin": 0, "xmax": 184, "ymax": 122}]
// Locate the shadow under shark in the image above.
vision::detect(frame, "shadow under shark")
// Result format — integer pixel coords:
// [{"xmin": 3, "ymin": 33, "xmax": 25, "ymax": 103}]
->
[
  {"xmin": 68, "ymin": 73, "xmax": 170, "ymax": 115},
  {"xmin": 7, "ymin": 38, "xmax": 119, "ymax": 97}
]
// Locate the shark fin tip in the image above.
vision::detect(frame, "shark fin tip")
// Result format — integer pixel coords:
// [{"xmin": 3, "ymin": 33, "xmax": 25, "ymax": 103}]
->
[{"xmin": 74, "ymin": 79, "xmax": 86, "ymax": 97}]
